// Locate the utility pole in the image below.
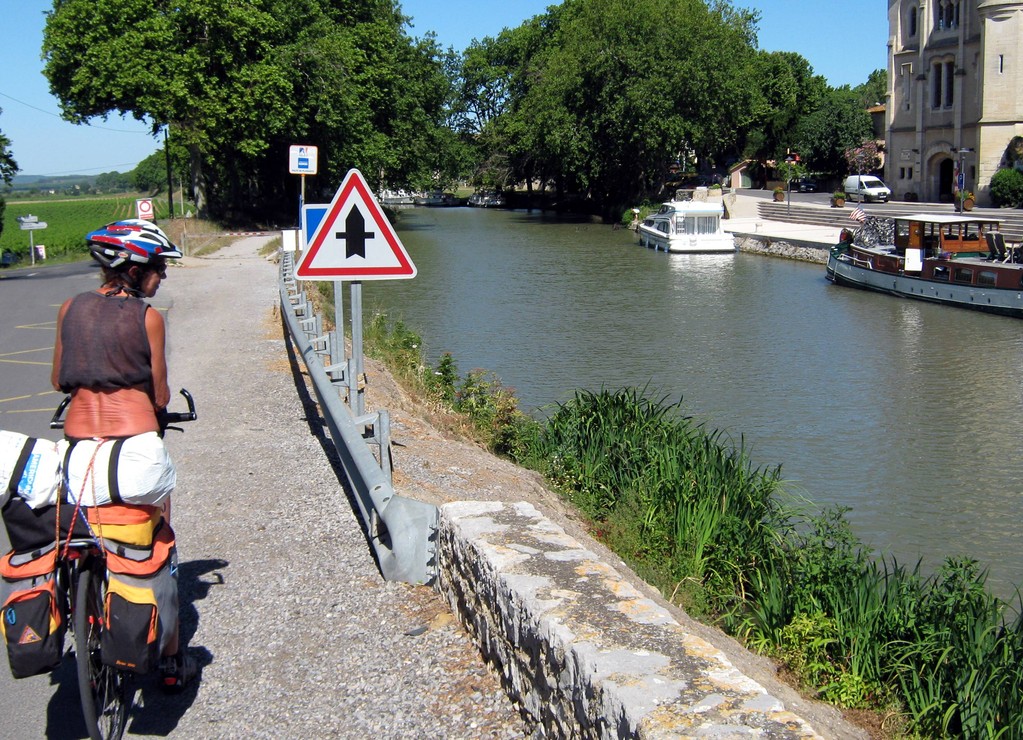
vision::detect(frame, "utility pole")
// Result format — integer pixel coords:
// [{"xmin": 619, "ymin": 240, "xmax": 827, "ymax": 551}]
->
[{"xmin": 164, "ymin": 125, "xmax": 174, "ymax": 219}]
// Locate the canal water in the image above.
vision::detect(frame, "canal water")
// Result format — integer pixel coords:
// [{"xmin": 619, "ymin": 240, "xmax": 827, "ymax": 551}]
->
[{"xmin": 362, "ymin": 206, "xmax": 1023, "ymax": 599}]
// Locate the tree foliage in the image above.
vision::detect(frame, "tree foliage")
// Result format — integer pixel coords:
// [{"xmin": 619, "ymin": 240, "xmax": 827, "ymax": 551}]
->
[
  {"xmin": 990, "ymin": 168, "xmax": 1023, "ymax": 208},
  {"xmin": 793, "ymin": 86, "xmax": 874, "ymax": 178},
  {"xmin": 0, "ymin": 108, "xmax": 18, "ymax": 239},
  {"xmin": 461, "ymin": 0, "xmax": 761, "ymax": 215},
  {"xmin": 42, "ymin": 0, "xmax": 456, "ymax": 219},
  {"xmin": 132, "ymin": 150, "xmax": 167, "ymax": 194},
  {"xmin": 40, "ymin": 0, "xmax": 888, "ymax": 220}
]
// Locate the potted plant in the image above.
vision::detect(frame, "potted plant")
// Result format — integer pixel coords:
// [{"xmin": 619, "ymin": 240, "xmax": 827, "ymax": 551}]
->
[
  {"xmin": 773, "ymin": 186, "xmax": 786, "ymax": 202},
  {"xmin": 831, "ymin": 191, "xmax": 846, "ymax": 207},
  {"xmin": 961, "ymin": 191, "xmax": 976, "ymax": 211}
]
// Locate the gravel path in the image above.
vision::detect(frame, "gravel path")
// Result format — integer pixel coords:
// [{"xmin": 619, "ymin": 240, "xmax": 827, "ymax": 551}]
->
[{"xmin": 131, "ymin": 237, "xmax": 526, "ymax": 739}]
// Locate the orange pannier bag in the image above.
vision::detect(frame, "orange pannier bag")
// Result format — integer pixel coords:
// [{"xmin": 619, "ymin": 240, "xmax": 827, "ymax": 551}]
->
[{"xmin": 86, "ymin": 504, "xmax": 162, "ymax": 549}]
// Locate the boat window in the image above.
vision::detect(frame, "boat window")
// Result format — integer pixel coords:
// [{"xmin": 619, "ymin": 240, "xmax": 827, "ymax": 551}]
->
[
  {"xmin": 895, "ymin": 220, "xmax": 912, "ymax": 248},
  {"xmin": 978, "ymin": 270, "xmax": 997, "ymax": 287},
  {"xmin": 953, "ymin": 267, "xmax": 974, "ymax": 283},
  {"xmin": 933, "ymin": 265, "xmax": 950, "ymax": 281}
]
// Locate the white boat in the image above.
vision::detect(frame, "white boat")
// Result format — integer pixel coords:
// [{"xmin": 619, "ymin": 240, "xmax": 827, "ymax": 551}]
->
[
  {"xmin": 636, "ymin": 201, "xmax": 736, "ymax": 253},
  {"xmin": 467, "ymin": 191, "xmax": 506, "ymax": 208},
  {"xmin": 379, "ymin": 189, "xmax": 414, "ymax": 205}
]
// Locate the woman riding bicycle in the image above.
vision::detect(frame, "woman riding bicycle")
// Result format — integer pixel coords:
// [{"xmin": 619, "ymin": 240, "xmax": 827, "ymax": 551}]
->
[{"xmin": 50, "ymin": 219, "xmax": 195, "ymax": 691}]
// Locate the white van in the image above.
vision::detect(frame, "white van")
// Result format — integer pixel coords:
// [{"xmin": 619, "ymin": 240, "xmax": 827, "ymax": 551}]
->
[{"xmin": 843, "ymin": 175, "xmax": 891, "ymax": 203}]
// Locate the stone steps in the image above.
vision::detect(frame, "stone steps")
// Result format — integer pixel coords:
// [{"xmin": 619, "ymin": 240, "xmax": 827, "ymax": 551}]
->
[{"xmin": 757, "ymin": 200, "xmax": 1023, "ymax": 242}]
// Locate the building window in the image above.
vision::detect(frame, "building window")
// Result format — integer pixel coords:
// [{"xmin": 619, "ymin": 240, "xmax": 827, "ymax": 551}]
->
[
  {"xmin": 945, "ymin": 60, "xmax": 955, "ymax": 107},
  {"xmin": 999, "ymin": 54, "xmax": 1005, "ymax": 74},
  {"xmin": 908, "ymin": 167, "xmax": 914, "ymax": 179},
  {"xmin": 908, "ymin": 6, "xmax": 917, "ymax": 37},
  {"xmin": 931, "ymin": 59, "xmax": 956, "ymax": 108},
  {"xmin": 936, "ymin": 0, "xmax": 960, "ymax": 31},
  {"xmin": 902, "ymin": 63, "xmax": 913, "ymax": 109}
]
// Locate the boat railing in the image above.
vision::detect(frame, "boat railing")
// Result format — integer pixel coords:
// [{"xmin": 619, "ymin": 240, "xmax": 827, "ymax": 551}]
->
[{"xmin": 836, "ymin": 251, "xmax": 873, "ymax": 270}]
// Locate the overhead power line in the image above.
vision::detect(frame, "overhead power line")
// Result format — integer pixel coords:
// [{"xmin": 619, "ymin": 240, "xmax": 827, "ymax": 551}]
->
[{"xmin": 0, "ymin": 91, "xmax": 151, "ymax": 134}]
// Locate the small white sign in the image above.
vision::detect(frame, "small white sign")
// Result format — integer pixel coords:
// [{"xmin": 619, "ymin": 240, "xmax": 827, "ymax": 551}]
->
[
  {"xmin": 289, "ymin": 145, "xmax": 318, "ymax": 175},
  {"xmin": 281, "ymin": 228, "xmax": 299, "ymax": 253},
  {"xmin": 136, "ymin": 198, "xmax": 155, "ymax": 221}
]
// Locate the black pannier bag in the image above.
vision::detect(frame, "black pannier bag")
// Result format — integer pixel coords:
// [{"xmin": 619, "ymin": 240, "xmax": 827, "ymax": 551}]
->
[{"xmin": 0, "ymin": 547, "xmax": 66, "ymax": 678}]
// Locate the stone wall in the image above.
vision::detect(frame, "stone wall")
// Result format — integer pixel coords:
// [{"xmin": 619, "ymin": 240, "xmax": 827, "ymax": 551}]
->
[
  {"xmin": 735, "ymin": 235, "xmax": 829, "ymax": 264},
  {"xmin": 436, "ymin": 500, "xmax": 845, "ymax": 739}
]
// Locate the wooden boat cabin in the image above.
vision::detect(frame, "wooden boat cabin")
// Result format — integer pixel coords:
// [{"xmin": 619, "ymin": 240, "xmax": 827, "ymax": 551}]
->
[{"xmin": 844, "ymin": 214, "xmax": 1023, "ymax": 289}]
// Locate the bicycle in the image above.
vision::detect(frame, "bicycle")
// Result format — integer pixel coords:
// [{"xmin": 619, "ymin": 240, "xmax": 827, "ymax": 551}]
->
[{"xmin": 49, "ymin": 389, "xmax": 197, "ymax": 740}]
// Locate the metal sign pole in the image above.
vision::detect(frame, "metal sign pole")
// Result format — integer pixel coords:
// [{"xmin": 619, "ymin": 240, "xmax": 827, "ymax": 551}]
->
[
  {"xmin": 334, "ymin": 277, "xmax": 346, "ymax": 377},
  {"xmin": 29, "ymin": 231, "xmax": 35, "ymax": 266},
  {"xmin": 351, "ymin": 281, "xmax": 365, "ymax": 417}
]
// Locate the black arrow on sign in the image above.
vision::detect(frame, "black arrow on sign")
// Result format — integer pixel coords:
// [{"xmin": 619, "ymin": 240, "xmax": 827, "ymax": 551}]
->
[{"xmin": 337, "ymin": 208, "xmax": 375, "ymax": 259}]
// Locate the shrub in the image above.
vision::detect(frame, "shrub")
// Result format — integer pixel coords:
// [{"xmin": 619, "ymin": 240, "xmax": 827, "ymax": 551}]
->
[{"xmin": 989, "ymin": 168, "xmax": 1023, "ymax": 208}]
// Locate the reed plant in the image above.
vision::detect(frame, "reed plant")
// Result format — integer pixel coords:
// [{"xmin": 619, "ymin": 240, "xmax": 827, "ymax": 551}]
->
[{"xmin": 357, "ymin": 322, "xmax": 1023, "ymax": 737}]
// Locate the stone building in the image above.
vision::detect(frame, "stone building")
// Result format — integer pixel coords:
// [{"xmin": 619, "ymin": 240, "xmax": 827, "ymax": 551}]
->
[{"xmin": 887, "ymin": 0, "xmax": 1023, "ymax": 205}]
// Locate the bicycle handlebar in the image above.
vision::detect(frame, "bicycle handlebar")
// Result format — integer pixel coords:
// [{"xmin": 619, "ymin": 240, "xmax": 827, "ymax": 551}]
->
[{"xmin": 49, "ymin": 388, "xmax": 198, "ymax": 431}]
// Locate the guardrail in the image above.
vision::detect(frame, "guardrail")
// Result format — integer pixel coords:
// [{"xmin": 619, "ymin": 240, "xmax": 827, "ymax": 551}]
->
[{"xmin": 278, "ymin": 250, "xmax": 438, "ymax": 584}]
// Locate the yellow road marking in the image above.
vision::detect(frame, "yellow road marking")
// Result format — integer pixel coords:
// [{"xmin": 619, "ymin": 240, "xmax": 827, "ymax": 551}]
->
[
  {"xmin": 0, "ymin": 391, "xmax": 60, "ymax": 405},
  {"xmin": 0, "ymin": 347, "xmax": 52, "ymax": 358}
]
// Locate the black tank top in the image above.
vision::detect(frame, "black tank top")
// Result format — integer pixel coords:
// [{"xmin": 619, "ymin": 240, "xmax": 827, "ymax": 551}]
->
[{"xmin": 58, "ymin": 291, "xmax": 153, "ymax": 394}]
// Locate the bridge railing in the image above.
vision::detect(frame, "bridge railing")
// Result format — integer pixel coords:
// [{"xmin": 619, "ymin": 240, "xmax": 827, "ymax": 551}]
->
[{"xmin": 278, "ymin": 250, "xmax": 437, "ymax": 584}]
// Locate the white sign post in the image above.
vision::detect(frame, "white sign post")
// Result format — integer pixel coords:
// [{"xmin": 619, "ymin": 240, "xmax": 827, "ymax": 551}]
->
[
  {"xmin": 296, "ymin": 168, "xmax": 416, "ymax": 415},
  {"xmin": 135, "ymin": 198, "xmax": 155, "ymax": 221},
  {"xmin": 17, "ymin": 215, "xmax": 48, "ymax": 265},
  {"xmin": 289, "ymin": 144, "xmax": 318, "ymax": 224}
]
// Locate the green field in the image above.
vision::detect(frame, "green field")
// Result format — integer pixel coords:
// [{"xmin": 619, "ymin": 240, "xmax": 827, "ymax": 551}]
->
[{"xmin": 1, "ymin": 195, "xmax": 172, "ymax": 260}]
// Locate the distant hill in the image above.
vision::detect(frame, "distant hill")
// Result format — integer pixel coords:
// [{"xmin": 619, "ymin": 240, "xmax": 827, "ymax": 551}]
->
[{"xmin": 12, "ymin": 173, "xmax": 97, "ymax": 189}]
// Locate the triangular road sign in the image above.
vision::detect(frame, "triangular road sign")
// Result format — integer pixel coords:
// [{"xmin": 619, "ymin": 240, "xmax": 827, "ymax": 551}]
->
[{"xmin": 296, "ymin": 169, "xmax": 417, "ymax": 281}]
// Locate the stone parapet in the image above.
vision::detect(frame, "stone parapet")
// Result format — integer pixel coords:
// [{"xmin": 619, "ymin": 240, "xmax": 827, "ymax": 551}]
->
[{"xmin": 436, "ymin": 500, "xmax": 834, "ymax": 739}]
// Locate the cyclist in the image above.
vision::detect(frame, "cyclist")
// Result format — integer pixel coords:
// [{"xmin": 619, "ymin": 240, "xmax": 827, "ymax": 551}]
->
[{"xmin": 49, "ymin": 219, "xmax": 195, "ymax": 691}]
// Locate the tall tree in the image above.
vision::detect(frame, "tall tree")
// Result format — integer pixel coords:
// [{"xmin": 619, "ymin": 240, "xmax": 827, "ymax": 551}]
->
[
  {"xmin": 794, "ymin": 86, "xmax": 874, "ymax": 178},
  {"xmin": 0, "ymin": 109, "xmax": 18, "ymax": 239},
  {"xmin": 42, "ymin": 0, "xmax": 453, "ymax": 219},
  {"xmin": 854, "ymin": 68, "xmax": 887, "ymax": 108},
  {"xmin": 497, "ymin": 0, "xmax": 760, "ymax": 214},
  {"xmin": 741, "ymin": 51, "xmax": 828, "ymax": 187}
]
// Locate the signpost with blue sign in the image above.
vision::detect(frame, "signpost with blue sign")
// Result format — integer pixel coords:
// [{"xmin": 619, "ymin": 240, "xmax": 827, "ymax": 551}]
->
[{"xmin": 289, "ymin": 144, "xmax": 319, "ymax": 226}]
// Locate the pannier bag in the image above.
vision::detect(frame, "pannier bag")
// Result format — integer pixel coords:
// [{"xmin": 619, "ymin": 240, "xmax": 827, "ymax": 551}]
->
[
  {"xmin": 1, "ymin": 495, "xmax": 91, "ymax": 556},
  {"xmin": 101, "ymin": 520, "xmax": 178, "ymax": 675},
  {"xmin": 61, "ymin": 432, "xmax": 176, "ymax": 507},
  {"xmin": 0, "ymin": 547, "xmax": 65, "ymax": 678},
  {"xmin": 0, "ymin": 431, "xmax": 62, "ymax": 509}
]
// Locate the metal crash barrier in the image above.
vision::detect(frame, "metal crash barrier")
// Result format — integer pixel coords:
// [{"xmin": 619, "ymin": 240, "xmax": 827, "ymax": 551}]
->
[{"xmin": 278, "ymin": 251, "xmax": 438, "ymax": 584}]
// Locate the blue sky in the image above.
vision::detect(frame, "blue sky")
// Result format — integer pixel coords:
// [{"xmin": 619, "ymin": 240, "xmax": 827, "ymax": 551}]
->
[{"xmin": 1, "ymin": 0, "xmax": 887, "ymax": 177}]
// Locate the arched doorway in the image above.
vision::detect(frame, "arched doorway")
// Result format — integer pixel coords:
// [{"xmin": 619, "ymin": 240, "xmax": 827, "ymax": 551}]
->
[{"xmin": 937, "ymin": 158, "xmax": 954, "ymax": 203}]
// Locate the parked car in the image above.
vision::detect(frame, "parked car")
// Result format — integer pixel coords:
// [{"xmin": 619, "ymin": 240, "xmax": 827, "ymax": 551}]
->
[{"xmin": 790, "ymin": 177, "xmax": 818, "ymax": 193}]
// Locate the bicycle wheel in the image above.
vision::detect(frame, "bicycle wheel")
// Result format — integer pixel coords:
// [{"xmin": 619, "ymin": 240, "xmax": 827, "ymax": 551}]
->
[{"xmin": 75, "ymin": 563, "xmax": 130, "ymax": 740}]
